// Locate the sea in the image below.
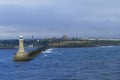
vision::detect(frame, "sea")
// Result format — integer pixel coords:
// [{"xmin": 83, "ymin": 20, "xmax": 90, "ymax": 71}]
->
[{"xmin": 0, "ymin": 46, "xmax": 120, "ymax": 80}]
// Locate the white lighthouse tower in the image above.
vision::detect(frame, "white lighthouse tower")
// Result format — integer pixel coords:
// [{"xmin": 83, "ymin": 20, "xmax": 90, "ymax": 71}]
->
[
  {"xmin": 15, "ymin": 35, "xmax": 28, "ymax": 58},
  {"xmin": 18, "ymin": 35, "xmax": 25, "ymax": 53}
]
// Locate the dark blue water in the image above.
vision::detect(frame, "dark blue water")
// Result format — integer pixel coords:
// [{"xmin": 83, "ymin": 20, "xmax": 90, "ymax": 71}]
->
[{"xmin": 0, "ymin": 46, "xmax": 120, "ymax": 80}]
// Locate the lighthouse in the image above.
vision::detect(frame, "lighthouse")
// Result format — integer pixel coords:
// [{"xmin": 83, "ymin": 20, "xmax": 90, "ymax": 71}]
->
[
  {"xmin": 14, "ymin": 35, "xmax": 28, "ymax": 59},
  {"xmin": 18, "ymin": 35, "xmax": 25, "ymax": 53}
]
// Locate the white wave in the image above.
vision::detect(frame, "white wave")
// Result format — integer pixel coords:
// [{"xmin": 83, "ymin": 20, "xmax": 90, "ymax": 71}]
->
[
  {"xmin": 42, "ymin": 48, "xmax": 53, "ymax": 53},
  {"xmin": 99, "ymin": 46, "xmax": 114, "ymax": 48},
  {"xmin": 43, "ymin": 54, "xmax": 48, "ymax": 57},
  {"xmin": 108, "ymin": 46, "xmax": 114, "ymax": 48}
]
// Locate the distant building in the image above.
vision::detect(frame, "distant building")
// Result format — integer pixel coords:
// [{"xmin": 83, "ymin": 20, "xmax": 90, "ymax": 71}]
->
[
  {"xmin": 62, "ymin": 35, "xmax": 68, "ymax": 40},
  {"xmin": 32, "ymin": 35, "xmax": 34, "ymax": 40},
  {"xmin": 28, "ymin": 45, "xmax": 34, "ymax": 48},
  {"xmin": 52, "ymin": 37, "xmax": 57, "ymax": 40}
]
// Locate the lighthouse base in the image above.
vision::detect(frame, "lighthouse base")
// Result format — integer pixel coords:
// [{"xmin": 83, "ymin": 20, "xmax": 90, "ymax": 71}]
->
[{"xmin": 13, "ymin": 52, "xmax": 30, "ymax": 61}]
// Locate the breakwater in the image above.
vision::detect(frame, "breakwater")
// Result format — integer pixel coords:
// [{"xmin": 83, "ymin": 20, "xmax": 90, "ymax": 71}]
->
[{"xmin": 13, "ymin": 46, "xmax": 49, "ymax": 61}]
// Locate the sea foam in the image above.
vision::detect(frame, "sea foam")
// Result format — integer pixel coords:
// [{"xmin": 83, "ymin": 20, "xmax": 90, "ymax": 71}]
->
[{"xmin": 42, "ymin": 48, "xmax": 53, "ymax": 53}]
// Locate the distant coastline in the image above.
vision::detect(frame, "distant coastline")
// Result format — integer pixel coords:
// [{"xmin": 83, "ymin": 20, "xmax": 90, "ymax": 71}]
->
[
  {"xmin": 1, "ymin": 36, "xmax": 120, "ymax": 49},
  {"xmin": 48, "ymin": 40, "xmax": 120, "ymax": 48}
]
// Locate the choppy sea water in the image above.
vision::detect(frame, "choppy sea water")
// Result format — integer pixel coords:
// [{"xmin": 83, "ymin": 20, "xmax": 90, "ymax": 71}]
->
[{"xmin": 0, "ymin": 46, "xmax": 120, "ymax": 80}]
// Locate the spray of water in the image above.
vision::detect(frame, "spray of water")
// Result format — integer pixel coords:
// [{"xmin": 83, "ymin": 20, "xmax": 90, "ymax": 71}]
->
[{"xmin": 42, "ymin": 48, "xmax": 53, "ymax": 53}]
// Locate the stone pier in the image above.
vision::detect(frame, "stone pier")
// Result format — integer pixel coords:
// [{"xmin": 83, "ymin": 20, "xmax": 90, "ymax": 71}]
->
[{"xmin": 13, "ymin": 35, "xmax": 48, "ymax": 61}]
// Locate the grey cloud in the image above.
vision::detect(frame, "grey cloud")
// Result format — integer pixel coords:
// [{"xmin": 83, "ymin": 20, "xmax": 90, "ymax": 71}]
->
[{"xmin": 0, "ymin": 0, "xmax": 120, "ymax": 38}]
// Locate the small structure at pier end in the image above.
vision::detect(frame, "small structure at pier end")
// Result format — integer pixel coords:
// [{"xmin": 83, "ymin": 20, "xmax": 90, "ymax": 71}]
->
[{"xmin": 13, "ymin": 35, "xmax": 28, "ymax": 61}]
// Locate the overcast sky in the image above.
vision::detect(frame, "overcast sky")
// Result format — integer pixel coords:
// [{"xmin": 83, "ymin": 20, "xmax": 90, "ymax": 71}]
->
[{"xmin": 0, "ymin": 0, "xmax": 120, "ymax": 39}]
